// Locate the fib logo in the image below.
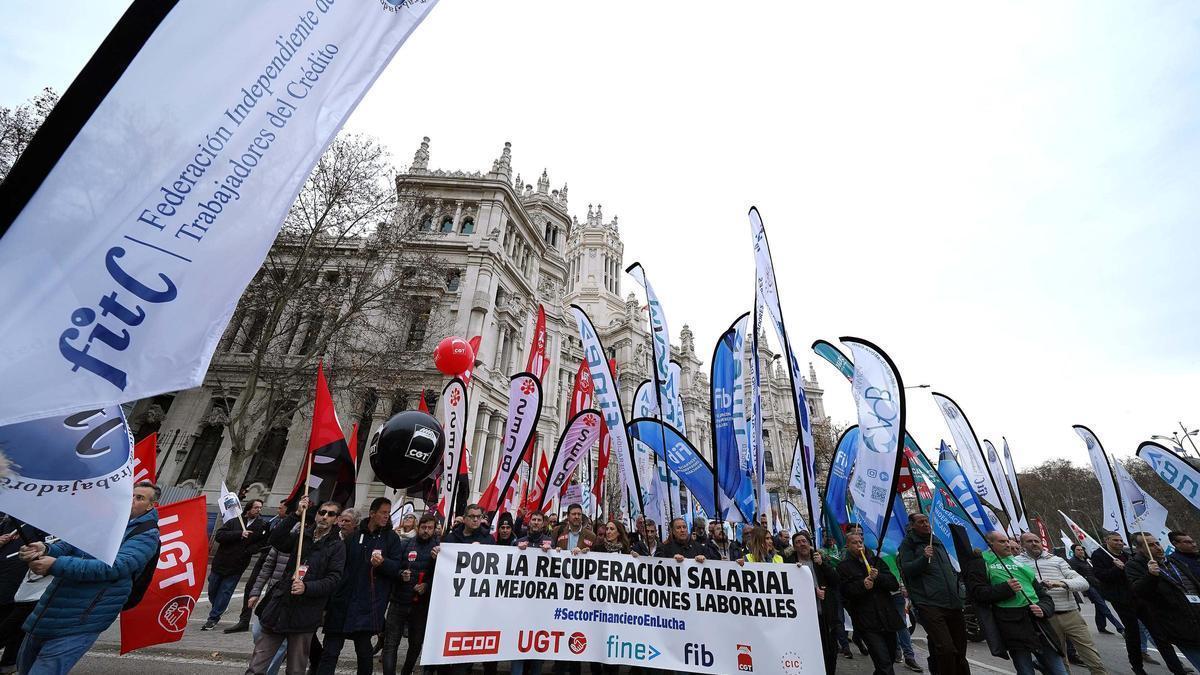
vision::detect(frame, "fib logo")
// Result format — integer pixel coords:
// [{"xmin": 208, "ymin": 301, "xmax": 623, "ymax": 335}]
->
[
  {"xmin": 736, "ymin": 644, "xmax": 753, "ymax": 672},
  {"xmin": 684, "ymin": 643, "xmax": 713, "ymax": 667},
  {"xmin": 569, "ymin": 632, "xmax": 587, "ymax": 655}
]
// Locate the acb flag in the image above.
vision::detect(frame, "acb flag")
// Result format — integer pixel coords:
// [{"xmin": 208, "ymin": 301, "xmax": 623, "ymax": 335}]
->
[{"xmin": 119, "ymin": 495, "xmax": 208, "ymax": 654}]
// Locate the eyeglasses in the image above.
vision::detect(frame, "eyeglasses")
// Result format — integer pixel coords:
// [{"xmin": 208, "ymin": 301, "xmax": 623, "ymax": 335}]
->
[{"xmin": 317, "ymin": 509, "xmax": 339, "ymax": 517}]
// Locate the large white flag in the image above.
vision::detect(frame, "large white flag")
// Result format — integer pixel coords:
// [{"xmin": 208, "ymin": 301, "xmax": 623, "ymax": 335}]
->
[
  {"xmin": 1137, "ymin": 441, "xmax": 1200, "ymax": 513},
  {"xmin": 933, "ymin": 394, "xmax": 1004, "ymax": 514},
  {"xmin": 438, "ymin": 378, "xmax": 468, "ymax": 518},
  {"xmin": 1002, "ymin": 438, "xmax": 1030, "ymax": 532},
  {"xmin": 983, "ymin": 439, "xmax": 1020, "ymax": 533},
  {"xmin": 748, "ymin": 208, "xmax": 819, "ymax": 537},
  {"xmin": 1112, "ymin": 459, "xmax": 1170, "ymax": 545},
  {"xmin": 0, "ymin": 407, "xmax": 135, "ymax": 564},
  {"xmin": 0, "ymin": 0, "xmax": 438, "ymax": 426},
  {"xmin": 843, "ymin": 337, "xmax": 906, "ymax": 543},
  {"xmin": 1073, "ymin": 425, "xmax": 1123, "ymax": 536},
  {"xmin": 571, "ymin": 305, "xmax": 643, "ymax": 517},
  {"xmin": 490, "ymin": 373, "xmax": 542, "ymax": 526}
]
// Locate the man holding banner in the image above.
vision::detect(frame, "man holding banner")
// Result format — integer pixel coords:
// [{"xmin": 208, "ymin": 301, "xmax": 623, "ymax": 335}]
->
[
  {"xmin": 898, "ymin": 514, "xmax": 970, "ymax": 675},
  {"xmin": 16, "ymin": 481, "xmax": 160, "ymax": 675}
]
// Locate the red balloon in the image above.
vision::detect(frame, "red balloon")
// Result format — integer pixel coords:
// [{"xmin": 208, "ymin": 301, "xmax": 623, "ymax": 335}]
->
[{"xmin": 433, "ymin": 336, "xmax": 475, "ymax": 376}]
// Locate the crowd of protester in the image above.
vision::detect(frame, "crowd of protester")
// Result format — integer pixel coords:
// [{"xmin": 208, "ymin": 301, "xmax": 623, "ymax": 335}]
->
[{"xmin": 0, "ymin": 491, "xmax": 1198, "ymax": 675}]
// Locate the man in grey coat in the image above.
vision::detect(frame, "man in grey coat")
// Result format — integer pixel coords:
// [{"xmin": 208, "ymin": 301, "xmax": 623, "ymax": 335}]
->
[{"xmin": 1016, "ymin": 532, "xmax": 1105, "ymax": 674}]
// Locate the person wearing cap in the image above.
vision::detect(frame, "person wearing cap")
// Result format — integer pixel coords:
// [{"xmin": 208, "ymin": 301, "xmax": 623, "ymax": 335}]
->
[{"xmin": 494, "ymin": 513, "xmax": 518, "ymax": 546}]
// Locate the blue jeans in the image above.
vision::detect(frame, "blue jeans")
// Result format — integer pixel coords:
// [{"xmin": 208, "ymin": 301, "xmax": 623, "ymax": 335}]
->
[
  {"xmin": 893, "ymin": 594, "xmax": 915, "ymax": 659},
  {"xmin": 250, "ymin": 615, "xmax": 287, "ymax": 675},
  {"xmin": 1010, "ymin": 647, "xmax": 1068, "ymax": 675},
  {"xmin": 1179, "ymin": 644, "xmax": 1200, "ymax": 672},
  {"xmin": 206, "ymin": 570, "xmax": 240, "ymax": 621},
  {"xmin": 17, "ymin": 632, "xmax": 100, "ymax": 675},
  {"xmin": 1084, "ymin": 587, "xmax": 1123, "ymax": 632}
]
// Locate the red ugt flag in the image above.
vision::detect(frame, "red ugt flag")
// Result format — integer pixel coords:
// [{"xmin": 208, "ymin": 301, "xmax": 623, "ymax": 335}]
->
[{"xmin": 119, "ymin": 495, "xmax": 208, "ymax": 654}]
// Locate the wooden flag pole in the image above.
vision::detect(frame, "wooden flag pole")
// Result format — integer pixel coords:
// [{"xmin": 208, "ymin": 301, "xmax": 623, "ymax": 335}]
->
[
  {"xmin": 237, "ymin": 512, "xmax": 247, "ymax": 533},
  {"xmin": 293, "ymin": 451, "xmax": 315, "ymax": 580}
]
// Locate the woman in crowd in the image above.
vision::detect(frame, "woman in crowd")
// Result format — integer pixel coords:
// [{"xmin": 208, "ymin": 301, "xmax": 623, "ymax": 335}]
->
[
  {"xmin": 393, "ymin": 513, "xmax": 416, "ymax": 541},
  {"xmin": 598, "ymin": 520, "xmax": 631, "ymax": 555},
  {"xmin": 740, "ymin": 527, "xmax": 784, "ymax": 564}
]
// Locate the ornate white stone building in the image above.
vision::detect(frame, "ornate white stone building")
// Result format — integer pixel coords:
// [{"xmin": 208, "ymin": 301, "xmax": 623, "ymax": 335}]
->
[{"xmin": 128, "ymin": 138, "xmax": 826, "ymax": 521}]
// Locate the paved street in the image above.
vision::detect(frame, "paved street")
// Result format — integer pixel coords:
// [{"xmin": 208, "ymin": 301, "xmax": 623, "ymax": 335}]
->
[{"xmin": 72, "ymin": 591, "xmax": 1195, "ymax": 674}]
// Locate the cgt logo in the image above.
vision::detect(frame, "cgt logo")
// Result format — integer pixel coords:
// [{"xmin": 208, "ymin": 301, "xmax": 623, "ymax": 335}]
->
[
  {"xmin": 737, "ymin": 644, "xmax": 753, "ymax": 672},
  {"xmin": 444, "ymin": 630, "xmax": 500, "ymax": 657}
]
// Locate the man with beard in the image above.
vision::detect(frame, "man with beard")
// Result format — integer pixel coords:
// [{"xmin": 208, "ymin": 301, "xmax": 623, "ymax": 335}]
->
[
  {"xmin": 707, "ymin": 523, "xmax": 743, "ymax": 561},
  {"xmin": 381, "ymin": 513, "xmax": 439, "ymax": 675},
  {"xmin": 316, "ymin": 497, "xmax": 403, "ymax": 675}
]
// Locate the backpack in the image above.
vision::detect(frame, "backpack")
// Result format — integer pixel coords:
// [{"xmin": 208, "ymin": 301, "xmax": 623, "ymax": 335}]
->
[{"xmin": 122, "ymin": 520, "xmax": 161, "ymax": 610}]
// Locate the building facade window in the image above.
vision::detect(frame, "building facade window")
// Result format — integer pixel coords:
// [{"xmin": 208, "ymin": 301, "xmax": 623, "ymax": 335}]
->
[
  {"xmin": 460, "ymin": 217, "xmax": 475, "ymax": 234},
  {"xmin": 406, "ymin": 298, "xmax": 432, "ymax": 350},
  {"xmin": 446, "ymin": 270, "xmax": 461, "ymax": 292},
  {"xmin": 420, "ymin": 215, "xmax": 434, "ymax": 232},
  {"xmin": 440, "ymin": 216, "xmax": 454, "ymax": 233}
]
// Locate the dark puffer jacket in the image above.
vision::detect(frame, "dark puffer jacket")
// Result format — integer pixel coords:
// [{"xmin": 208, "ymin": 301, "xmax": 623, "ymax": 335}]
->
[
  {"xmin": 656, "ymin": 537, "xmax": 709, "ymax": 560},
  {"xmin": 24, "ymin": 509, "xmax": 159, "ymax": 638},
  {"xmin": 1090, "ymin": 547, "xmax": 1132, "ymax": 606},
  {"xmin": 516, "ymin": 529, "xmax": 554, "ymax": 549},
  {"xmin": 836, "ymin": 550, "xmax": 904, "ymax": 633},
  {"xmin": 898, "ymin": 530, "xmax": 962, "ymax": 609},
  {"xmin": 324, "ymin": 520, "xmax": 403, "ymax": 633},
  {"xmin": 1126, "ymin": 553, "xmax": 1200, "ymax": 648},
  {"xmin": 393, "ymin": 533, "xmax": 439, "ymax": 607},
  {"xmin": 256, "ymin": 516, "xmax": 345, "ymax": 634}
]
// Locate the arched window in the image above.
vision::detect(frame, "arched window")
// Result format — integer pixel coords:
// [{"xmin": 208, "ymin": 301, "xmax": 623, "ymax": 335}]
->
[
  {"xmin": 764, "ymin": 451, "xmax": 775, "ymax": 472},
  {"xmin": 419, "ymin": 215, "xmax": 433, "ymax": 232},
  {"xmin": 460, "ymin": 217, "xmax": 475, "ymax": 234},
  {"xmin": 440, "ymin": 216, "xmax": 454, "ymax": 233},
  {"xmin": 552, "ymin": 227, "xmax": 559, "ymax": 246},
  {"xmin": 544, "ymin": 222, "xmax": 552, "ymax": 243}
]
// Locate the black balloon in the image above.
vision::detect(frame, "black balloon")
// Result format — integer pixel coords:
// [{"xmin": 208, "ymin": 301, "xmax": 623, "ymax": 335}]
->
[{"xmin": 368, "ymin": 411, "xmax": 444, "ymax": 490}]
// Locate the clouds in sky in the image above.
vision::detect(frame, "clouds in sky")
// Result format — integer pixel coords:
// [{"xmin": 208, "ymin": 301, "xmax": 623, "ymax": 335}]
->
[{"xmin": 2, "ymin": 1, "xmax": 1197, "ymax": 468}]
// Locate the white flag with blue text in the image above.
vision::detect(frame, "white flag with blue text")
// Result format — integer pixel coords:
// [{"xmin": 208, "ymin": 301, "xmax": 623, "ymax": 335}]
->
[{"xmin": 0, "ymin": 0, "xmax": 438, "ymax": 426}]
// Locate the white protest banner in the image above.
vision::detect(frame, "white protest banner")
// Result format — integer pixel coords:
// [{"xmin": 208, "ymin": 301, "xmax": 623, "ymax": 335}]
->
[
  {"xmin": 1073, "ymin": 425, "xmax": 1123, "ymax": 536},
  {"xmin": 0, "ymin": 406, "xmax": 134, "ymax": 564},
  {"xmin": 933, "ymin": 394, "xmax": 1005, "ymax": 515},
  {"xmin": 218, "ymin": 482, "xmax": 242, "ymax": 525},
  {"xmin": 423, "ymin": 544, "xmax": 822, "ymax": 673},
  {"xmin": 843, "ymin": 337, "xmax": 906, "ymax": 544},
  {"xmin": 0, "ymin": 0, "xmax": 438, "ymax": 426},
  {"xmin": 1137, "ymin": 441, "xmax": 1200, "ymax": 513}
]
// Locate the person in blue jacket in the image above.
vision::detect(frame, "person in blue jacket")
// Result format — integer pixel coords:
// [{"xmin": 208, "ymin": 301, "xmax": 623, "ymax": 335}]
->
[{"xmin": 17, "ymin": 480, "xmax": 160, "ymax": 675}]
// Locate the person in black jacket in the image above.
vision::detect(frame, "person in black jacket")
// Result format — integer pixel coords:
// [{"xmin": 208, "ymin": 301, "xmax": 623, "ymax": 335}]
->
[
  {"xmin": 494, "ymin": 512, "xmax": 518, "ymax": 546},
  {"xmin": 228, "ymin": 502, "xmax": 290, "ymax": 634},
  {"xmin": 656, "ymin": 518, "xmax": 709, "ymax": 562},
  {"xmin": 631, "ymin": 519, "xmax": 661, "ymax": 557},
  {"xmin": 1126, "ymin": 533, "xmax": 1200, "ymax": 672},
  {"xmin": 792, "ymin": 531, "xmax": 839, "ymax": 675},
  {"xmin": 1090, "ymin": 531, "xmax": 1180, "ymax": 674},
  {"xmin": 837, "ymin": 532, "xmax": 904, "ymax": 675},
  {"xmin": 707, "ymin": 523, "xmax": 744, "ymax": 561},
  {"xmin": 382, "ymin": 513, "xmax": 439, "ymax": 675},
  {"xmin": 1067, "ymin": 544, "xmax": 1123, "ymax": 634},
  {"xmin": 247, "ymin": 497, "xmax": 345, "ymax": 675},
  {"xmin": 897, "ymin": 514, "xmax": 968, "ymax": 675},
  {"xmin": 315, "ymin": 497, "xmax": 404, "ymax": 675},
  {"xmin": 204, "ymin": 499, "xmax": 269, "ymax": 630},
  {"xmin": 516, "ymin": 511, "xmax": 554, "ymax": 551},
  {"xmin": 0, "ymin": 517, "xmax": 44, "ymax": 671}
]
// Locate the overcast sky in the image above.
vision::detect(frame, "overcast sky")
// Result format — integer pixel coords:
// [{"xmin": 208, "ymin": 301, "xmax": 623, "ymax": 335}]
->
[{"xmin": 3, "ymin": 1, "xmax": 1198, "ymax": 470}]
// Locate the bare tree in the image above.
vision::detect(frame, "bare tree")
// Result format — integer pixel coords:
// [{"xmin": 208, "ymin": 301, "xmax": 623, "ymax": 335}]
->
[
  {"xmin": 209, "ymin": 132, "xmax": 449, "ymax": 489},
  {"xmin": 0, "ymin": 87, "xmax": 58, "ymax": 183}
]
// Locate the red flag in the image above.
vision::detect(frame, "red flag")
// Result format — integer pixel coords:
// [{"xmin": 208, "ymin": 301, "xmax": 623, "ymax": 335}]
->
[
  {"xmin": 525, "ymin": 450, "xmax": 551, "ymax": 513},
  {"xmin": 347, "ymin": 422, "xmax": 359, "ymax": 467},
  {"xmin": 285, "ymin": 362, "xmax": 355, "ymax": 508},
  {"xmin": 119, "ymin": 495, "xmax": 208, "ymax": 654},
  {"xmin": 133, "ymin": 432, "xmax": 157, "ymax": 486},
  {"xmin": 459, "ymin": 335, "xmax": 484, "ymax": 386},
  {"xmin": 526, "ymin": 305, "xmax": 548, "ymax": 376},
  {"xmin": 896, "ymin": 454, "xmax": 914, "ymax": 493},
  {"xmin": 567, "ymin": 359, "xmax": 594, "ymax": 419},
  {"xmin": 417, "ymin": 390, "xmax": 430, "ymax": 414},
  {"xmin": 1036, "ymin": 517, "xmax": 1051, "ymax": 549},
  {"xmin": 479, "ymin": 475, "xmax": 500, "ymax": 512}
]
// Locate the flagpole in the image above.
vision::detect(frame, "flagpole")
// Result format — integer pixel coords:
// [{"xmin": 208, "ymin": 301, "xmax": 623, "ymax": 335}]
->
[{"xmin": 293, "ymin": 449, "xmax": 314, "ymax": 580}]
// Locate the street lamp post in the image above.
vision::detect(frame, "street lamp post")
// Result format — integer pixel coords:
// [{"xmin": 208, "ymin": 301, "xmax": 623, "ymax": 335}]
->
[{"xmin": 1178, "ymin": 422, "xmax": 1200, "ymax": 460}]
